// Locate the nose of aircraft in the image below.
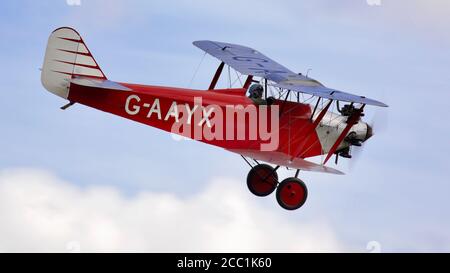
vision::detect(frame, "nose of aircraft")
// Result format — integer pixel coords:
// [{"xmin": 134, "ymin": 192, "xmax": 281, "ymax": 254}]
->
[{"xmin": 365, "ymin": 123, "xmax": 374, "ymax": 142}]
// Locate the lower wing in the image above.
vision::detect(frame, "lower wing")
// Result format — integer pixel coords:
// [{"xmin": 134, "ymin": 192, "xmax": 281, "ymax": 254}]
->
[{"xmin": 228, "ymin": 149, "xmax": 344, "ymax": 175}]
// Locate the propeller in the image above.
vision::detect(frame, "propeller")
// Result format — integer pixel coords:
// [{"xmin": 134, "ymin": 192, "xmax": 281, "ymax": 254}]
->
[{"xmin": 348, "ymin": 109, "xmax": 388, "ymax": 170}]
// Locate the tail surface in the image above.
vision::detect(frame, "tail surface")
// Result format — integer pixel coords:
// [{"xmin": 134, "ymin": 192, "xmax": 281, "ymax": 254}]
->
[{"xmin": 41, "ymin": 27, "xmax": 107, "ymax": 99}]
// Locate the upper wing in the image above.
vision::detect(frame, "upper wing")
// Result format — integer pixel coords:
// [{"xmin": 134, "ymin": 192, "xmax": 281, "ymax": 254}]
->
[
  {"xmin": 228, "ymin": 149, "xmax": 344, "ymax": 175},
  {"xmin": 193, "ymin": 40, "xmax": 299, "ymax": 83},
  {"xmin": 193, "ymin": 40, "xmax": 387, "ymax": 107},
  {"xmin": 272, "ymin": 83, "xmax": 388, "ymax": 107}
]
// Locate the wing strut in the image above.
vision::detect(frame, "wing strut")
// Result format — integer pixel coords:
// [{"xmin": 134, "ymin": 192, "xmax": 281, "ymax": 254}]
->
[
  {"xmin": 208, "ymin": 61, "xmax": 225, "ymax": 90},
  {"xmin": 323, "ymin": 104, "xmax": 366, "ymax": 164},
  {"xmin": 310, "ymin": 97, "xmax": 321, "ymax": 121},
  {"xmin": 243, "ymin": 75, "xmax": 253, "ymax": 89},
  {"xmin": 291, "ymin": 99, "xmax": 333, "ymax": 160}
]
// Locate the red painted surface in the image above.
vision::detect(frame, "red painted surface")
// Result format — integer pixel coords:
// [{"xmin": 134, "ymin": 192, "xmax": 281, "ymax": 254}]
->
[{"xmin": 68, "ymin": 82, "xmax": 324, "ymax": 160}]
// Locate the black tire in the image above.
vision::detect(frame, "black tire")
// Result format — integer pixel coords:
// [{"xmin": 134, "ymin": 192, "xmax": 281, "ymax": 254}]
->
[
  {"xmin": 246, "ymin": 164, "xmax": 278, "ymax": 197},
  {"xmin": 276, "ymin": 177, "xmax": 308, "ymax": 210}
]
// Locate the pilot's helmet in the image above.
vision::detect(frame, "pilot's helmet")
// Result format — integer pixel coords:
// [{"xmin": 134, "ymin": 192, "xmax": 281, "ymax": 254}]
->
[{"xmin": 248, "ymin": 84, "xmax": 264, "ymax": 99}]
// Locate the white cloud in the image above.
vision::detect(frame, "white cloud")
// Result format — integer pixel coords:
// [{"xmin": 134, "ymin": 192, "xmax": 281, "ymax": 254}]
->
[{"xmin": 0, "ymin": 168, "xmax": 342, "ymax": 252}]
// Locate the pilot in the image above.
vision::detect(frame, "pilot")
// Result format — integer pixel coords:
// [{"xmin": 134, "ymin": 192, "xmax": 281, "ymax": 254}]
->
[{"xmin": 248, "ymin": 84, "xmax": 266, "ymax": 105}]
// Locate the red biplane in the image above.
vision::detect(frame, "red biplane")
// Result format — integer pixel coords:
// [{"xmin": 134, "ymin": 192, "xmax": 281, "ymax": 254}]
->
[{"xmin": 41, "ymin": 27, "xmax": 387, "ymax": 210}]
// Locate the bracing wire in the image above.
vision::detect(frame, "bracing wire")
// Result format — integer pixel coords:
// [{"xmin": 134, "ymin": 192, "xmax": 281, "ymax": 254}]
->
[
  {"xmin": 228, "ymin": 65, "xmax": 232, "ymax": 88},
  {"xmin": 232, "ymin": 70, "xmax": 243, "ymax": 87},
  {"xmin": 188, "ymin": 52, "xmax": 206, "ymax": 88}
]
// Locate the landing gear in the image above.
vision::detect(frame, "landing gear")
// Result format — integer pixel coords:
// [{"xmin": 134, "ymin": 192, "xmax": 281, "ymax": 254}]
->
[
  {"xmin": 246, "ymin": 164, "xmax": 278, "ymax": 197},
  {"xmin": 276, "ymin": 178, "xmax": 308, "ymax": 210},
  {"xmin": 245, "ymin": 162, "xmax": 309, "ymax": 210}
]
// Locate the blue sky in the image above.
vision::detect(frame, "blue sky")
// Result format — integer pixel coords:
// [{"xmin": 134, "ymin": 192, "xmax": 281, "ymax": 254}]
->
[{"xmin": 0, "ymin": 0, "xmax": 449, "ymax": 252}]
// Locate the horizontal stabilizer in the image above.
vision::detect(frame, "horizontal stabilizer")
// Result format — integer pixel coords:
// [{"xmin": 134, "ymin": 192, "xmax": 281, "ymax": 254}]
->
[{"xmin": 70, "ymin": 77, "xmax": 131, "ymax": 91}]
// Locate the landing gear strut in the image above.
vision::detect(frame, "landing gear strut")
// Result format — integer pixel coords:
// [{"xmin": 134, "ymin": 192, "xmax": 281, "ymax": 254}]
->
[{"xmin": 245, "ymin": 162, "xmax": 309, "ymax": 210}]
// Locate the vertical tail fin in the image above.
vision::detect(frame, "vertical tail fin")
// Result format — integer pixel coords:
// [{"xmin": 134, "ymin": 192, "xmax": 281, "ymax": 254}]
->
[{"xmin": 41, "ymin": 27, "xmax": 107, "ymax": 99}]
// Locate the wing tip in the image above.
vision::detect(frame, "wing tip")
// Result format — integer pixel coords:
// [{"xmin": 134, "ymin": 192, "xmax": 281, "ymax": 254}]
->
[
  {"xmin": 321, "ymin": 165, "xmax": 345, "ymax": 175},
  {"xmin": 362, "ymin": 97, "xmax": 388, "ymax": 107},
  {"xmin": 192, "ymin": 40, "xmax": 210, "ymax": 46},
  {"xmin": 370, "ymin": 101, "xmax": 389, "ymax": 107}
]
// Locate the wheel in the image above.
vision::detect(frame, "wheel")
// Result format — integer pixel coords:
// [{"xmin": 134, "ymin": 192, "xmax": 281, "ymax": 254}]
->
[
  {"xmin": 246, "ymin": 164, "xmax": 278, "ymax": 197},
  {"xmin": 276, "ymin": 177, "xmax": 308, "ymax": 210}
]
